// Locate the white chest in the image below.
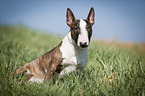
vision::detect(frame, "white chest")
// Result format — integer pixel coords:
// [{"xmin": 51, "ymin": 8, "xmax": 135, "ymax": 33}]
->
[
  {"xmin": 59, "ymin": 32, "xmax": 88, "ymax": 75},
  {"xmin": 61, "ymin": 46, "xmax": 88, "ymax": 66}
]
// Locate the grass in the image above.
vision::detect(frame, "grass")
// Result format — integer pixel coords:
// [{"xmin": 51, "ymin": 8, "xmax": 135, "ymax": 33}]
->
[{"xmin": 0, "ymin": 25, "xmax": 144, "ymax": 96}]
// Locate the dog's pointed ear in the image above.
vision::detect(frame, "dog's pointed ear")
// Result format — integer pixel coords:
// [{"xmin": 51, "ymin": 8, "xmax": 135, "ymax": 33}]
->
[
  {"xmin": 66, "ymin": 8, "xmax": 76, "ymax": 26},
  {"xmin": 87, "ymin": 7, "xmax": 95, "ymax": 25}
]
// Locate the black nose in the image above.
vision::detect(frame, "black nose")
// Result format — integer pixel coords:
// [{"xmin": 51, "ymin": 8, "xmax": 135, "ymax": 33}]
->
[{"xmin": 80, "ymin": 42, "xmax": 88, "ymax": 48}]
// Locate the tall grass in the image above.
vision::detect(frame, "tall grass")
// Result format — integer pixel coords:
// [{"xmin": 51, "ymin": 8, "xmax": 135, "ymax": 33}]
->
[{"xmin": 0, "ymin": 25, "xmax": 144, "ymax": 96}]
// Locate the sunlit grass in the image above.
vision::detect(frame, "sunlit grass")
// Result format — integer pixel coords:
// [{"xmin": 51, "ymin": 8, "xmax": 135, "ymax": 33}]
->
[{"xmin": 0, "ymin": 25, "xmax": 144, "ymax": 96}]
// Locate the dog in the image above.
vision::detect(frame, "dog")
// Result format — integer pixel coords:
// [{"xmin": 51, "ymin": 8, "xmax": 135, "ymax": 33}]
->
[{"xmin": 16, "ymin": 7, "xmax": 95, "ymax": 83}]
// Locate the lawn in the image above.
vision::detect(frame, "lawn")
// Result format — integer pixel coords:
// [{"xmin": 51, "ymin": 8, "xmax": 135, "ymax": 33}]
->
[{"xmin": 0, "ymin": 25, "xmax": 144, "ymax": 96}]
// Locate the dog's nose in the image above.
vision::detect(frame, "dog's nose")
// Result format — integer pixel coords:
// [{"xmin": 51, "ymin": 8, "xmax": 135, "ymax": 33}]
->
[{"xmin": 80, "ymin": 42, "xmax": 88, "ymax": 48}]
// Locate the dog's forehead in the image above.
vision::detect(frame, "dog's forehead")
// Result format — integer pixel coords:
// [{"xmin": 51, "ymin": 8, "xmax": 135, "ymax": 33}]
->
[
  {"xmin": 76, "ymin": 19, "xmax": 80, "ymax": 24},
  {"xmin": 72, "ymin": 20, "xmax": 79, "ymax": 27},
  {"xmin": 79, "ymin": 19, "xmax": 88, "ymax": 28}
]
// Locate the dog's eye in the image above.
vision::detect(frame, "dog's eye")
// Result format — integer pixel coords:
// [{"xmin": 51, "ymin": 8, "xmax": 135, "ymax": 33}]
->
[
  {"xmin": 74, "ymin": 27, "xmax": 78, "ymax": 31},
  {"xmin": 86, "ymin": 26, "xmax": 90, "ymax": 30}
]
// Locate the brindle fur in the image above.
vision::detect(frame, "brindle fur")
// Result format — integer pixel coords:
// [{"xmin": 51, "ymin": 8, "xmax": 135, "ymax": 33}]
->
[{"xmin": 16, "ymin": 42, "xmax": 63, "ymax": 83}]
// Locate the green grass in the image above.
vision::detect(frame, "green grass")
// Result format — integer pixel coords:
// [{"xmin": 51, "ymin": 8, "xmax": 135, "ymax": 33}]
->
[{"xmin": 0, "ymin": 25, "xmax": 144, "ymax": 96}]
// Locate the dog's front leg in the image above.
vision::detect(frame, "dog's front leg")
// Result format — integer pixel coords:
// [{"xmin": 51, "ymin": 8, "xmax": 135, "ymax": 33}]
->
[{"xmin": 44, "ymin": 62, "xmax": 59, "ymax": 83}]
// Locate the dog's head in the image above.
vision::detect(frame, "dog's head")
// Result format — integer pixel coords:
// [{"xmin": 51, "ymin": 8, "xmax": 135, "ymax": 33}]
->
[{"xmin": 66, "ymin": 7, "xmax": 95, "ymax": 48}]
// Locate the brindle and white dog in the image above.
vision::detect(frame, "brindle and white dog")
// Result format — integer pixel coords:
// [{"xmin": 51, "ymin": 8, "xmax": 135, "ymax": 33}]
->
[{"xmin": 16, "ymin": 7, "xmax": 95, "ymax": 83}]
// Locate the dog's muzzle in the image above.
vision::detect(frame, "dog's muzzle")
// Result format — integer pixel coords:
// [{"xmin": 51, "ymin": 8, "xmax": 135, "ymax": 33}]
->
[{"xmin": 79, "ymin": 42, "xmax": 88, "ymax": 48}]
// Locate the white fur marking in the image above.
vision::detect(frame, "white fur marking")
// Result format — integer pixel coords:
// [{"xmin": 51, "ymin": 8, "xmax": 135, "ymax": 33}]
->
[
  {"xmin": 60, "ymin": 32, "xmax": 88, "ymax": 76},
  {"xmin": 45, "ymin": 69, "xmax": 47, "ymax": 73},
  {"xmin": 26, "ymin": 69, "xmax": 31, "ymax": 75},
  {"xmin": 60, "ymin": 66, "xmax": 76, "ymax": 76},
  {"xmin": 60, "ymin": 32, "xmax": 77, "ymax": 65},
  {"xmin": 77, "ymin": 19, "xmax": 89, "ymax": 47},
  {"xmin": 28, "ymin": 76, "xmax": 44, "ymax": 83}
]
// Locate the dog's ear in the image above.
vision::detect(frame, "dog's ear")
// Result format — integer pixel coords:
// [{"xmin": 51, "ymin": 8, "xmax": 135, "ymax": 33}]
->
[
  {"xmin": 87, "ymin": 7, "xmax": 95, "ymax": 26},
  {"xmin": 66, "ymin": 8, "xmax": 76, "ymax": 26}
]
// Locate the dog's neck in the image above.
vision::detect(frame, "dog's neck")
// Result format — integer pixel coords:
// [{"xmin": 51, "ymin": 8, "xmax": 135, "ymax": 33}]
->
[{"xmin": 60, "ymin": 31, "xmax": 88, "ymax": 65}]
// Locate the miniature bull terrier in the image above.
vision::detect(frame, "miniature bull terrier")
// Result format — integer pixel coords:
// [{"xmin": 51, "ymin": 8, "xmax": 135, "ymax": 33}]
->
[{"xmin": 16, "ymin": 7, "xmax": 95, "ymax": 83}]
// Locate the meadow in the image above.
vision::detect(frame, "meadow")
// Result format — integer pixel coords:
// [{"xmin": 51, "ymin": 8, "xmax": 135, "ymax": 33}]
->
[{"xmin": 0, "ymin": 25, "xmax": 144, "ymax": 96}]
